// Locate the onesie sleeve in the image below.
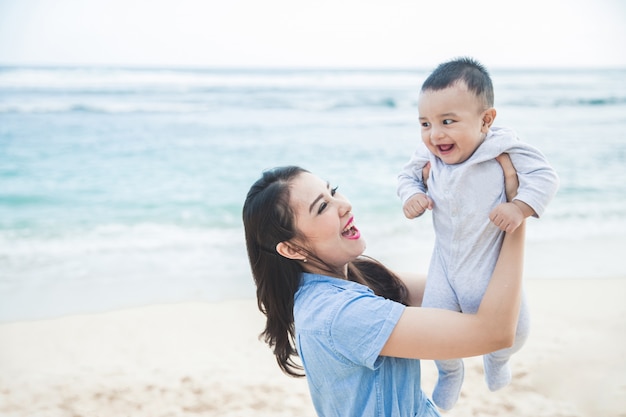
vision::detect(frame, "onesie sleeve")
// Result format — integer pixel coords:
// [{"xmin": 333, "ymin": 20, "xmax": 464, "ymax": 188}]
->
[
  {"xmin": 330, "ymin": 293, "xmax": 405, "ymax": 370},
  {"xmin": 504, "ymin": 141, "xmax": 560, "ymax": 218},
  {"xmin": 397, "ymin": 143, "xmax": 430, "ymax": 205},
  {"xmin": 481, "ymin": 127, "xmax": 560, "ymax": 218}
]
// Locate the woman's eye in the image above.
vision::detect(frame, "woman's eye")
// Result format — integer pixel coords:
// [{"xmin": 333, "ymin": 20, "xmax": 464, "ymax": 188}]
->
[{"xmin": 317, "ymin": 187, "xmax": 338, "ymax": 214}]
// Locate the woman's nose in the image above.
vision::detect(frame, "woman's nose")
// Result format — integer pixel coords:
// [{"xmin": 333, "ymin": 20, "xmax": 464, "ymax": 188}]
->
[{"xmin": 338, "ymin": 198, "xmax": 352, "ymax": 216}]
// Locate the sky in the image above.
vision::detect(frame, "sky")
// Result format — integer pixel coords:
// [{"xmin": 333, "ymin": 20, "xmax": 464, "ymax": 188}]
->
[{"xmin": 0, "ymin": 0, "xmax": 625, "ymax": 69}]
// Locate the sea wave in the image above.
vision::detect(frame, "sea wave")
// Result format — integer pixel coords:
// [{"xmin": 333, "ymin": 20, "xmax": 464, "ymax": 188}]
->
[
  {"xmin": 2, "ymin": 93, "xmax": 622, "ymax": 115},
  {"xmin": 0, "ymin": 223, "xmax": 241, "ymax": 255},
  {"xmin": 0, "ymin": 95, "xmax": 415, "ymax": 114},
  {"xmin": 3, "ymin": 66, "xmax": 624, "ymax": 114},
  {"xmin": 503, "ymin": 96, "xmax": 626, "ymax": 107},
  {"xmin": 0, "ymin": 102, "xmax": 194, "ymax": 114},
  {"xmin": 0, "ymin": 66, "xmax": 424, "ymax": 90}
]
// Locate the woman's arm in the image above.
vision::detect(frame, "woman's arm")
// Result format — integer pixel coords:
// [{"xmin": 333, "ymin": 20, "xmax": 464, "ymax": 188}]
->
[
  {"xmin": 381, "ymin": 153, "xmax": 524, "ymax": 360},
  {"xmin": 380, "ymin": 223, "xmax": 524, "ymax": 359},
  {"xmin": 398, "ymin": 161, "xmax": 429, "ymax": 307}
]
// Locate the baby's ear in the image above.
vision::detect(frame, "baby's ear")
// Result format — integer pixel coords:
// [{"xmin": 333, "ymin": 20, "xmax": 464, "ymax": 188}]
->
[
  {"xmin": 276, "ymin": 241, "xmax": 306, "ymax": 261},
  {"xmin": 482, "ymin": 108, "xmax": 497, "ymax": 131}
]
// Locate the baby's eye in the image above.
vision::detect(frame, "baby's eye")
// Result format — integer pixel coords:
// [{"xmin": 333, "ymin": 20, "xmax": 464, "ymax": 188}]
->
[
  {"xmin": 443, "ymin": 119, "xmax": 454, "ymax": 125},
  {"xmin": 421, "ymin": 121, "xmax": 430, "ymax": 128}
]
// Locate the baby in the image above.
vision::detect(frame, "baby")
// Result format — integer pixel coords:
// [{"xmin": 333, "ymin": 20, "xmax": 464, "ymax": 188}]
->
[{"xmin": 397, "ymin": 57, "xmax": 559, "ymax": 410}]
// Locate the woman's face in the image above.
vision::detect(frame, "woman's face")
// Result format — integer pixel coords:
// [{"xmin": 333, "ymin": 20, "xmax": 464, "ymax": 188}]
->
[{"xmin": 288, "ymin": 172, "xmax": 366, "ymax": 275}]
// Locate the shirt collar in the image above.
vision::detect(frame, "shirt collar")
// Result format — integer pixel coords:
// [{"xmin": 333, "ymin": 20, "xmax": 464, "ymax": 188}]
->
[{"xmin": 300, "ymin": 272, "xmax": 373, "ymax": 293}]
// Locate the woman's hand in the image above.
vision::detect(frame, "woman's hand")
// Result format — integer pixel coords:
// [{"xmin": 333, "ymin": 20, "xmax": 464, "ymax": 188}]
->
[
  {"xmin": 422, "ymin": 161, "xmax": 431, "ymax": 190},
  {"xmin": 495, "ymin": 153, "xmax": 518, "ymax": 202},
  {"xmin": 490, "ymin": 153, "xmax": 525, "ymax": 233}
]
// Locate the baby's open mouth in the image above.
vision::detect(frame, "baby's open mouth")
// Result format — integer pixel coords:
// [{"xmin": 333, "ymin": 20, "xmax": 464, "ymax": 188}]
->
[{"xmin": 438, "ymin": 144, "xmax": 454, "ymax": 152}]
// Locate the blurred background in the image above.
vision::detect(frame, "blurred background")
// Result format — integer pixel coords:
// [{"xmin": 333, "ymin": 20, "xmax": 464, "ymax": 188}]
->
[{"xmin": 1, "ymin": 0, "xmax": 625, "ymax": 322}]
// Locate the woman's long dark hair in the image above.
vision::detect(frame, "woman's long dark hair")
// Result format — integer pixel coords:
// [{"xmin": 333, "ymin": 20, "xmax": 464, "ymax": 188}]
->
[{"xmin": 242, "ymin": 166, "xmax": 409, "ymax": 377}]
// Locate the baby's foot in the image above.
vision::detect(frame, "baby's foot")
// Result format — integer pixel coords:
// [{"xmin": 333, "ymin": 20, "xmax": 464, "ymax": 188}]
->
[
  {"xmin": 432, "ymin": 363, "xmax": 464, "ymax": 410},
  {"xmin": 484, "ymin": 359, "xmax": 512, "ymax": 391}
]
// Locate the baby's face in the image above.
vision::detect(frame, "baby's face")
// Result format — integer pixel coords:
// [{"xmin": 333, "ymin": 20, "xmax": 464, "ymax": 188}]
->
[{"xmin": 418, "ymin": 82, "xmax": 490, "ymax": 165}]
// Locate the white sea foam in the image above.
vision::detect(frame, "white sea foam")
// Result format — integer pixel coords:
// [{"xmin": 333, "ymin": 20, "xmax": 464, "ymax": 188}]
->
[
  {"xmin": 0, "ymin": 224, "xmax": 251, "ymax": 321},
  {"xmin": 0, "ymin": 67, "xmax": 424, "ymax": 90}
]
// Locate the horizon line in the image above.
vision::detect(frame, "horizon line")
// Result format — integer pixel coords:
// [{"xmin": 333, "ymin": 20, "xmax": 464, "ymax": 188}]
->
[{"xmin": 1, "ymin": 63, "xmax": 625, "ymax": 72}]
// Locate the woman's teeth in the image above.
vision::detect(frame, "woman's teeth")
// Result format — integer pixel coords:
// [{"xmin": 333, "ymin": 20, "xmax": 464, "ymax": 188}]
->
[{"xmin": 342, "ymin": 221, "xmax": 359, "ymax": 238}]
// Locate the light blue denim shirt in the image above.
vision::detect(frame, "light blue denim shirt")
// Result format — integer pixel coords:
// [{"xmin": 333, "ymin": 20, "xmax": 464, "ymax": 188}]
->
[{"xmin": 294, "ymin": 272, "xmax": 440, "ymax": 417}]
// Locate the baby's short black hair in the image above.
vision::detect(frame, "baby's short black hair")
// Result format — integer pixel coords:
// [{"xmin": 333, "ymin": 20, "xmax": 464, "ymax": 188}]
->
[{"xmin": 422, "ymin": 57, "xmax": 494, "ymax": 108}]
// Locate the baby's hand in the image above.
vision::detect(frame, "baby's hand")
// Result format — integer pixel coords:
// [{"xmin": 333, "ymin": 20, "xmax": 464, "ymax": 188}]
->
[
  {"xmin": 403, "ymin": 193, "xmax": 433, "ymax": 219},
  {"xmin": 489, "ymin": 202, "xmax": 524, "ymax": 233}
]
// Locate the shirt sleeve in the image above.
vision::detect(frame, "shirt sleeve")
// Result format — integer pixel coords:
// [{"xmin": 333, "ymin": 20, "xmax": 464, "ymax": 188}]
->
[
  {"xmin": 480, "ymin": 127, "xmax": 560, "ymax": 217},
  {"xmin": 329, "ymin": 292, "xmax": 406, "ymax": 370},
  {"xmin": 397, "ymin": 143, "xmax": 430, "ymax": 205},
  {"xmin": 506, "ymin": 144, "xmax": 560, "ymax": 217}
]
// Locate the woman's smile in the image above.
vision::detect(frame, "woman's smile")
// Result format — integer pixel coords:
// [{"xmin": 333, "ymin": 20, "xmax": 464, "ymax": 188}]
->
[{"xmin": 341, "ymin": 216, "xmax": 361, "ymax": 240}]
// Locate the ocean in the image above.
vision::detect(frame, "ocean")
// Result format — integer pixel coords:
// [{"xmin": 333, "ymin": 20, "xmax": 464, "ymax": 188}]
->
[{"xmin": 1, "ymin": 66, "xmax": 625, "ymax": 322}]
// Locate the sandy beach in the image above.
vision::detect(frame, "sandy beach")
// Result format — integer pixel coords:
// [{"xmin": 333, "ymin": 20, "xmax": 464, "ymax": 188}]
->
[{"xmin": 1, "ymin": 277, "xmax": 625, "ymax": 417}]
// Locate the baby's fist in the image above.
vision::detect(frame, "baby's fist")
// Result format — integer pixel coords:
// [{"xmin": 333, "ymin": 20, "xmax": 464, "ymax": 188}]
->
[
  {"xmin": 403, "ymin": 193, "xmax": 433, "ymax": 219},
  {"xmin": 489, "ymin": 202, "xmax": 524, "ymax": 233}
]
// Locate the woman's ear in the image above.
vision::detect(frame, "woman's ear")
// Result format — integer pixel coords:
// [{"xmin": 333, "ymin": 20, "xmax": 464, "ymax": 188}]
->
[
  {"xmin": 276, "ymin": 241, "xmax": 306, "ymax": 261},
  {"xmin": 481, "ymin": 108, "xmax": 497, "ymax": 132}
]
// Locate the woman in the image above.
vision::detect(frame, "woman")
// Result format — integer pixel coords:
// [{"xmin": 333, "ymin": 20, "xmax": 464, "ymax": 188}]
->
[{"xmin": 242, "ymin": 156, "xmax": 524, "ymax": 416}]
